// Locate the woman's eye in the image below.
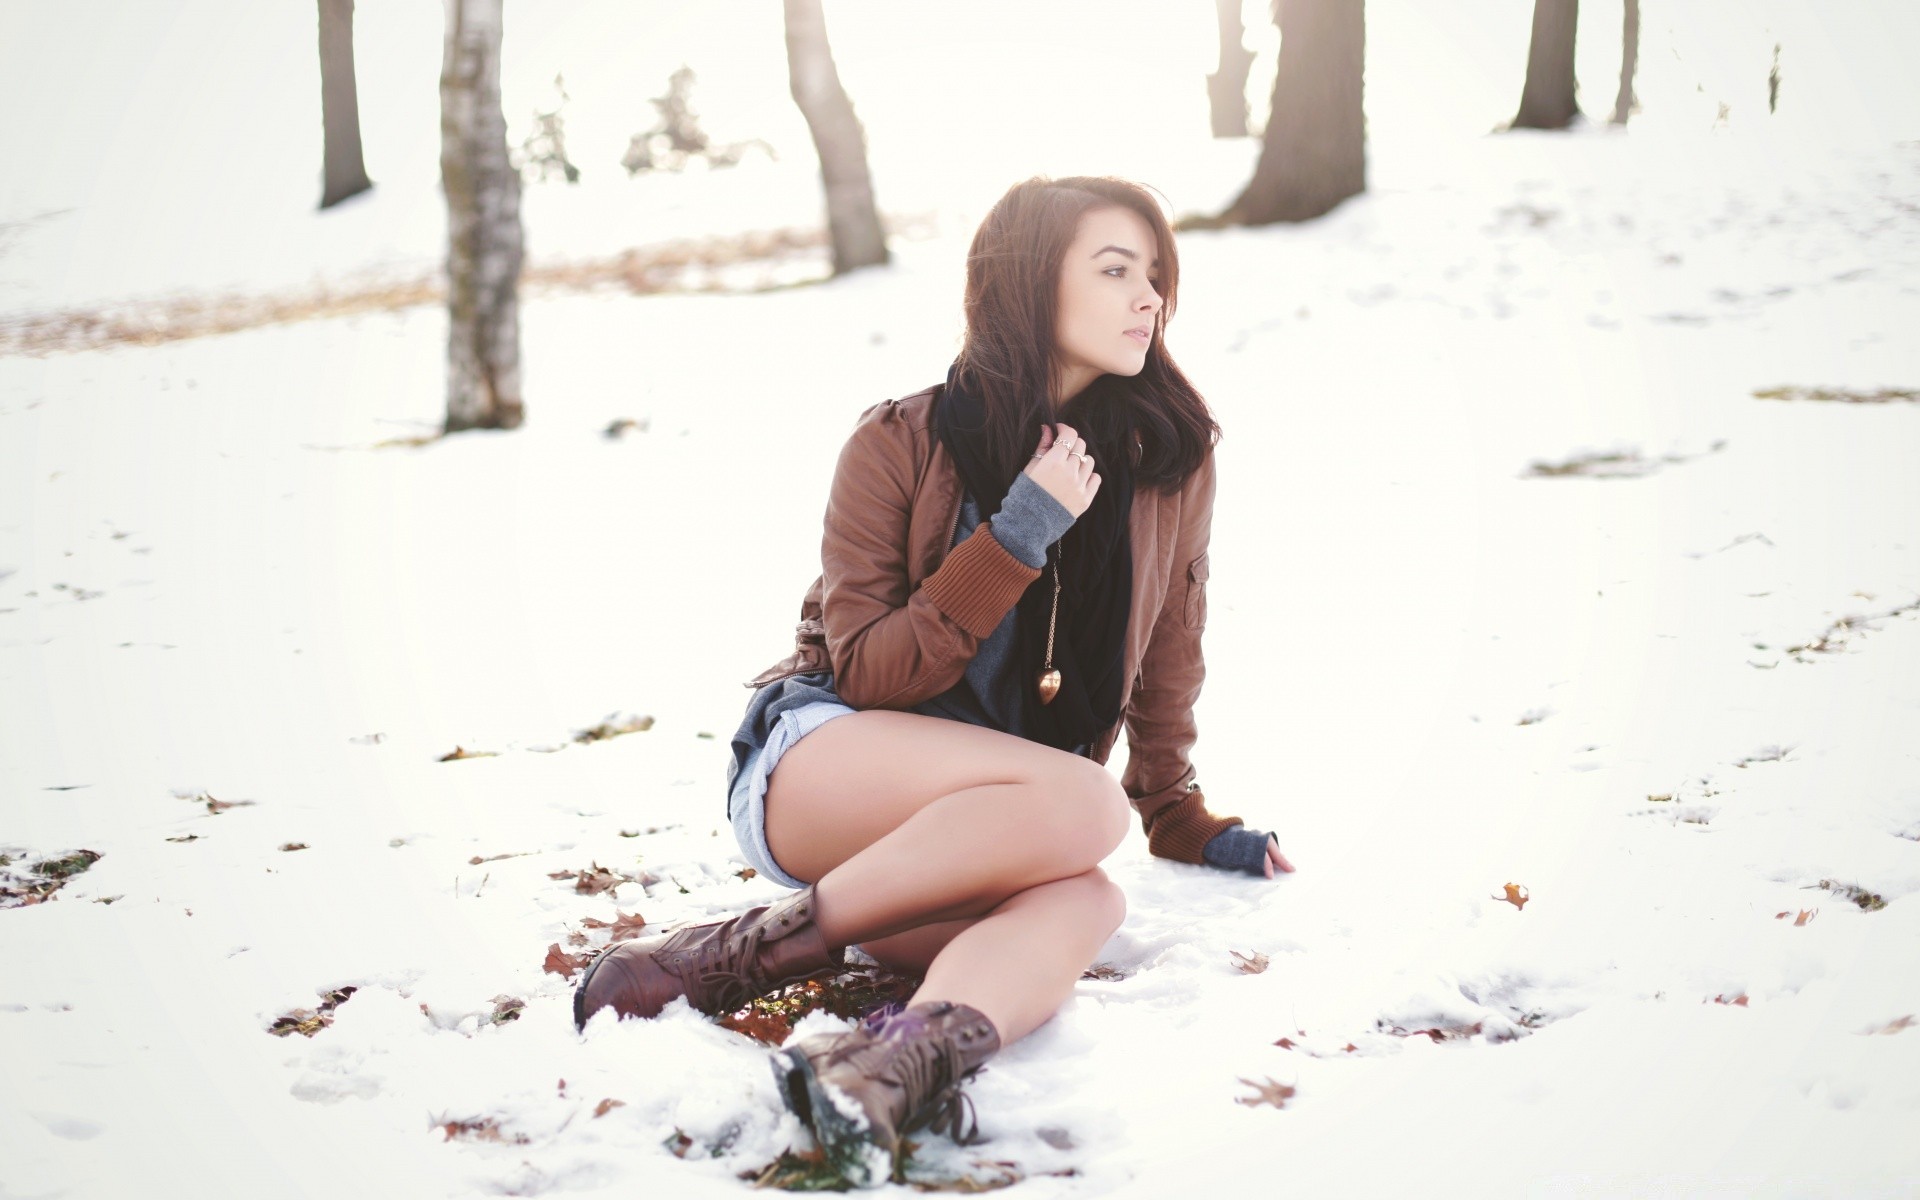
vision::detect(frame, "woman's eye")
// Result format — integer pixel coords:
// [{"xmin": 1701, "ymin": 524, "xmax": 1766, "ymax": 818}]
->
[{"xmin": 1104, "ymin": 266, "xmax": 1127, "ymax": 278}]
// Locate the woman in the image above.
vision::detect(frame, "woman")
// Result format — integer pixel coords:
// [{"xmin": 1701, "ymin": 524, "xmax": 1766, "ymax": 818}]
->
[{"xmin": 575, "ymin": 176, "xmax": 1295, "ymax": 1186}]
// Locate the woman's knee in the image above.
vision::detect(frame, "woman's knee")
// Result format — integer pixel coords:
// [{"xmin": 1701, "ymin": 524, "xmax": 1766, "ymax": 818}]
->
[
  {"xmin": 1072, "ymin": 865, "xmax": 1128, "ymax": 934},
  {"xmin": 1033, "ymin": 757, "xmax": 1132, "ymax": 865}
]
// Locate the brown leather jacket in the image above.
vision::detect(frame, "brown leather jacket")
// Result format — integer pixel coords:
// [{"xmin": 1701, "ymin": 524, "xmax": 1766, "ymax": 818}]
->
[{"xmin": 746, "ymin": 385, "xmax": 1242, "ymax": 862}]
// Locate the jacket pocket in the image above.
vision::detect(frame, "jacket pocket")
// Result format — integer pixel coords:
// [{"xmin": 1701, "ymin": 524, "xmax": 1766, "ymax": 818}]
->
[{"xmin": 1183, "ymin": 552, "xmax": 1209, "ymax": 631}]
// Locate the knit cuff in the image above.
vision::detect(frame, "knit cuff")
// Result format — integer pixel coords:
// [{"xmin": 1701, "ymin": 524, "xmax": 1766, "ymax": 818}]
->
[
  {"xmin": 1202, "ymin": 825, "xmax": 1276, "ymax": 875},
  {"xmin": 1144, "ymin": 787, "xmax": 1244, "ymax": 865},
  {"xmin": 918, "ymin": 523, "xmax": 1044, "ymax": 640},
  {"xmin": 988, "ymin": 473, "xmax": 1077, "ymax": 568}
]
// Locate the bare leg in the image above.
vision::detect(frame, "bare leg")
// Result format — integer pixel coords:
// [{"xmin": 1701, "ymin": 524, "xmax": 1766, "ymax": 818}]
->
[
  {"xmin": 763, "ymin": 709, "xmax": 1132, "ymax": 1041},
  {"xmin": 909, "ymin": 868, "xmax": 1126, "ymax": 1043}
]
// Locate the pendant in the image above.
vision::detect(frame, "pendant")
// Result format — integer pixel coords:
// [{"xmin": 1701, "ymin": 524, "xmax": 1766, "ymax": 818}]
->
[{"xmin": 1036, "ymin": 668, "xmax": 1061, "ymax": 705}]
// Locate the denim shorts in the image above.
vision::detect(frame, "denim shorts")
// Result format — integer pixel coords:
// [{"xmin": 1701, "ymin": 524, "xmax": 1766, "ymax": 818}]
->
[{"xmin": 726, "ymin": 698, "xmax": 857, "ymax": 890}]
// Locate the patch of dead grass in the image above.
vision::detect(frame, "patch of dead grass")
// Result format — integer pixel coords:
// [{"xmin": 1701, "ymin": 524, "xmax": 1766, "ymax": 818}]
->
[{"xmin": 0, "ymin": 224, "xmax": 863, "ymax": 357}]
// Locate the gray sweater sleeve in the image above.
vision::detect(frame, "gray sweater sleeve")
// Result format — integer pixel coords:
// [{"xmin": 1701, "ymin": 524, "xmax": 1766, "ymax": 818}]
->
[{"xmin": 986, "ymin": 472, "xmax": 1077, "ymax": 568}]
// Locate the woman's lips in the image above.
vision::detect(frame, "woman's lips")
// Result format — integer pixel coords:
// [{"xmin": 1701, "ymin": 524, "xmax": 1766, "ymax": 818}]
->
[{"xmin": 1124, "ymin": 328, "xmax": 1151, "ymax": 344}]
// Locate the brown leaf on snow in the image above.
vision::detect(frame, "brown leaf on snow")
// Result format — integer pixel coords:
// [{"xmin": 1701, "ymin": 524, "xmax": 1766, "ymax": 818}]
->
[
  {"xmin": 1493, "ymin": 882, "xmax": 1530, "ymax": 910},
  {"xmin": 580, "ymin": 911, "xmax": 649, "ymax": 942},
  {"xmin": 201, "ymin": 794, "xmax": 256, "ymax": 814},
  {"xmin": 436, "ymin": 1115, "xmax": 528, "ymax": 1144},
  {"xmin": 736, "ymin": 866, "xmax": 758, "ymax": 881},
  {"xmin": 1708, "ymin": 993, "xmax": 1751, "ymax": 1007},
  {"xmin": 437, "ymin": 745, "xmax": 498, "ymax": 762},
  {"xmin": 488, "ymin": 996, "xmax": 525, "ymax": 1025},
  {"xmin": 1234, "ymin": 1076, "xmax": 1296, "ymax": 1109},
  {"xmin": 1230, "ymin": 950, "xmax": 1270, "ymax": 974},
  {"xmin": 574, "ymin": 713, "xmax": 655, "ymax": 744},
  {"xmin": 1863, "ymin": 1014, "xmax": 1915, "ymax": 1036},
  {"xmin": 575, "ymin": 865, "xmax": 628, "ymax": 895},
  {"xmin": 543, "ymin": 943, "xmax": 593, "ymax": 978},
  {"xmin": 566, "ymin": 930, "xmax": 589, "ymax": 947},
  {"xmin": 1274, "ymin": 1037, "xmax": 1297, "ymax": 1050},
  {"xmin": 593, "ymin": 1098, "xmax": 626, "ymax": 1118},
  {"xmin": 267, "ymin": 985, "xmax": 358, "ymax": 1037},
  {"xmin": 469, "ymin": 851, "xmax": 529, "ymax": 865},
  {"xmin": 278, "ymin": 842, "xmax": 308, "ymax": 852}
]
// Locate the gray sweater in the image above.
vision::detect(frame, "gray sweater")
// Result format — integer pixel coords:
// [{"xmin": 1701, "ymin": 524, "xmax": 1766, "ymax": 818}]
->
[{"xmin": 910, "ymin": 473, "xmax": 1077, "ymax": 737}]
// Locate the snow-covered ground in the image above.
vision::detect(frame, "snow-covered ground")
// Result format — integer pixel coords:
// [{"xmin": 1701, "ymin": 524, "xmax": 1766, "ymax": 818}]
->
[{"xmin": 4, "ymin": 1, "xmax": 1920, "ymax": 1196}]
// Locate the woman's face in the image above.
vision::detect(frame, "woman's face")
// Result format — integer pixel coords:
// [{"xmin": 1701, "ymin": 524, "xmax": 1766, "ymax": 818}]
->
[{"xmin": 1052, "ymin": 204, "xmax": 1164, "ymax": 404}]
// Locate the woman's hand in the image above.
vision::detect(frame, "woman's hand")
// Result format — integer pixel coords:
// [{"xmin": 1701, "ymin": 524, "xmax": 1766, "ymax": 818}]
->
[
  {"xmin": 1199, "ymin": 824, "xmax": 1298, "ymax": 878},
  {"xmin": 1022, "ymin": 422, "xmax": 1101, "ymax": 518},
  {"xmin": 1262, "ymin": 834, "xmax": 1295, "ymax": 879}
]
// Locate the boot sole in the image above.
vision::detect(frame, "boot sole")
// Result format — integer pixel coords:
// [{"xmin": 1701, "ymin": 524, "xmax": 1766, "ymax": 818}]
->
[{"xmin": 769, "ymin": 1046, "xmax": 894, "ymax": 1189}]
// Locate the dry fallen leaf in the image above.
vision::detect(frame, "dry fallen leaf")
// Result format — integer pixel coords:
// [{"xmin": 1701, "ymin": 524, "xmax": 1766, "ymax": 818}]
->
[
  {"xmin": 1235, "ymin": 1076, "xmax": 1296, "ymax": 1109},
  {"xmin": 593, "ymin": 1098, "xmax": 626, "ymax": 1118},
  {"xmin": 278, "ymin": 842, "xmax": 308, "ymax": 852},
  {"xmin": 1230, "ymin": 950, "xmax": 1270, "ymax": 975},
  {"xmin": 1274, "ymin": 1037, "xmax": 1297, "ymax": 1050},
  {"xmin": 736, "ymin": 866, "xmax": 758, "ymax": 881},
  {"xmin": 1864, "ymin": 1014, "xmax": 1915, "ymax": 1036},
  {"xmin": 1708, "ymin": 993, "xmax": 1751, "ymax": 1007},
  {"xmin": 437, "ymin": 1116, "xmax": 527, "ymax": 1144},
  {"xmin": 543, "ymin": 943, "xmax": 593, "ymax": 978},
  {"xmin": 575, "ymin": 865, "xmax": 627, "ymax": 896},
  {"xmin": 1493, "ymin": 882, "xmax": 1530, "ymax": 910},
  {"xmin": 581, "ymin": 911, "xmax": 649, "ymax": 942},
  {"xmin": 1794, "ymin": 909, "xmax": 1816, "ymax": 926},
  {"xmin": 437, "ymin": 745, "xmax": 498, "ymax": 762}
]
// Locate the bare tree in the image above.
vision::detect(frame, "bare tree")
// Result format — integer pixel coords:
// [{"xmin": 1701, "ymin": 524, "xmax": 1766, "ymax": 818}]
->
[
  {"xmin": 1609, "ymin": 0, "xmax": 1638, "ymax": 125},
  {"xmin": 439, "ymin": 0, "xmax": 524, "ymax": 432},
  {"xmin": 1207, "ymin": 0, "xmax": 1256, "ymax": 138},
  {"xmin": 783, "ymin": 0, "xmax": 887, "ymax": 275},
  {"xmin": 1512, "ymin": 0, "xmax": 1581, "ymax": 130},
  {"xmin": 1218, "ymin": 0, "xmax": 1366, "ymax": 225},
  {"xmin": 317, "ymin": 0, "xmax": 372, "ymax": 208}
]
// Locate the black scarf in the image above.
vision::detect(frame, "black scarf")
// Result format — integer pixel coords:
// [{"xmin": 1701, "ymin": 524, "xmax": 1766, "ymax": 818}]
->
[{"xmin": 934, "ymin": 363, "xmax": 1133, "ymax": 751}]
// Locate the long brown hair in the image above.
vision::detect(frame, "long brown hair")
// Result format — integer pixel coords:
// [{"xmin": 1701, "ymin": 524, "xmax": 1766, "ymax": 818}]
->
[{"xmin": 950, "ymin": 175, "xmax": 1220, "ymax": 493}]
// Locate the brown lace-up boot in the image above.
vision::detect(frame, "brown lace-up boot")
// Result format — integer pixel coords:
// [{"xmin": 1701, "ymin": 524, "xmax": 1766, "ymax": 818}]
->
[
  {"xmin": 770, "ymin": 999, "xmax": 1001, "ymax": 1188},
  {"xmin": 573, "ymin": 884, "xmax": 844, "ymax": 1031}
]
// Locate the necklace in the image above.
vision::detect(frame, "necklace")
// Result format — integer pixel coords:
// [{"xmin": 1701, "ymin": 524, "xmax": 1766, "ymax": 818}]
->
[{"xmin": 1036, "ymin": 542, "xmax": 1062, "ymax": 704}]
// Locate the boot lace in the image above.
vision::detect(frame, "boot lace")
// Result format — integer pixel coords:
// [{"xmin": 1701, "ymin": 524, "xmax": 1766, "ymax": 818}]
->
[
  {"xmin": 692, "ymin": 921, "xmax": 766, "ymax": 1014},
  {"xmin": 824, "ymin": 1017, "xmax": 987, "ymax": 1146}
]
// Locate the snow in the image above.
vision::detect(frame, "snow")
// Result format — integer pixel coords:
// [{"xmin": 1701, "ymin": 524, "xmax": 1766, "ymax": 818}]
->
[{"xmin": 3, "ymin": 0, "xmax": 1920, "ymax": 1196}]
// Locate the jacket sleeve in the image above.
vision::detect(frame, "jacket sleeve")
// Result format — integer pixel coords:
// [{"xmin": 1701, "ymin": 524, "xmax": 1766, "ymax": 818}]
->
[
  {"xmin": 1120, "ymin": 448, "xmax": 1244, "ymax": 862},
  {"xmin": 821, "ymin": 401, "xmax": 1044, "ymax": 710}
]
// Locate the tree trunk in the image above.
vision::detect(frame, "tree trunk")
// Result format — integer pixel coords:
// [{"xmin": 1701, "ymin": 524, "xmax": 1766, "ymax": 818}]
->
[
  {"xmin": 1512, "ymin": 0, "xmax": 1581, "ymax": 130},
  {"xmin": 317, "ymin": 0, "xmax": 372, "ymax": 208},
  {"xmin": 1206, "ymin": 0, "xmax": 1256, "ymax": 138},
  {"xmin": 1224, "ymin": 0, "xmax": 1366, "ymax": 225},
  {"xmin": 783, "ymin": 0, "xmax": 887, "ymax": 275},
  {"xmin": 439, "ymin": 0, "xmax": 524, "ymax": 432},
  {"xmin": 1609, "ymin": 0, "xmax": 1638, "ymax": 125}
]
